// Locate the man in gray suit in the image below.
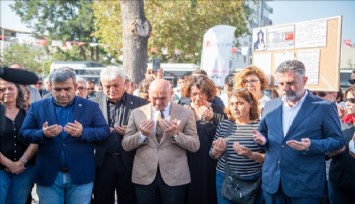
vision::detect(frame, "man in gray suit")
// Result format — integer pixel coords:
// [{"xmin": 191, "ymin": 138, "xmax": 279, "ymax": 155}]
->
[{"xmin": 122, "ymin": 78, "xmax": 200, "ymax": 204}]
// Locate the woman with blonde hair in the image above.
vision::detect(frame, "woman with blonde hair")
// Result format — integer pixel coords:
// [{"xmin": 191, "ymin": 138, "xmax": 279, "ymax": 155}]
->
[{"xmin": 234, "ymin": 65, "xmax": 270, "ymax": 110}]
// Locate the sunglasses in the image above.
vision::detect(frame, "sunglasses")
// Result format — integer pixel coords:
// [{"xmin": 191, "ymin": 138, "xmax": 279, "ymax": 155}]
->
[
  {"xmin": 312, "ymin": 92, "xmax": 327, "ymax": 97},
  {"xmin": 349, "ymin": 79, "xmax": 355, "ymax": 85},
  {"xmin": 344, "ymin": 98, "xmax": 355, "ymax": 103}
]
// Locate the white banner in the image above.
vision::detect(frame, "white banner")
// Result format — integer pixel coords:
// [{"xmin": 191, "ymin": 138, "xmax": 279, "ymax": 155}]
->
[{"xmin": 200, "ymin": 25, "xmax": 236, "ymax": 87}]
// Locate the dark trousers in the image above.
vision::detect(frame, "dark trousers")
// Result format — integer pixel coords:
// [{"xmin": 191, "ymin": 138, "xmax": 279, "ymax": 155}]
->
[
  {"xmin": 93, "ymin": 153, "xmax": 136, "ymax": 204},
  {"xmin": 328, "ymin": 177, "xmax": 355, "ymax": 204},
  {"xmin": 135, "ymin": 168, "xmax": 187, "ymax": 204},
  {"xmin": 263, "ymin": 182, "xmax": 322, "ymax": 204}
]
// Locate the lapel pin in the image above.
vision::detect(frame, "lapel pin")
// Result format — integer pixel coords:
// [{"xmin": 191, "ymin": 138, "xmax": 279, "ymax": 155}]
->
[
  {"xmin": 130, "ymin": 102, "xmax": 133, "ymax": 104},
  {"xmin": 79, "ymin": 104, "xmax": 83, "ymax": 107}
]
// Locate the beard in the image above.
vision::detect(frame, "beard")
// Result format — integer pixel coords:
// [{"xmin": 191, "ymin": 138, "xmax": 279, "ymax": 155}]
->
[{"xmin": 282, "ymin": 90, "xmax": 298, "ymax": 102}]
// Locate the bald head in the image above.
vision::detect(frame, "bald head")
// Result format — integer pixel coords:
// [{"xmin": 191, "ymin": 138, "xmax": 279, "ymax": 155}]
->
[
  {"xmin": 149, "ymin": 79, "xmax": 173, "ymax": 110},
  {"xmin": 149, "ymin": 79, "xmax": 172, "ymax": 93}
]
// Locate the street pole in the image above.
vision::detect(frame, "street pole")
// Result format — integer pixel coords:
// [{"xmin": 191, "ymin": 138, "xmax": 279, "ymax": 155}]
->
[{"xmin": 0, "ymin": 28, "xmax": 4, "ymax": 60}]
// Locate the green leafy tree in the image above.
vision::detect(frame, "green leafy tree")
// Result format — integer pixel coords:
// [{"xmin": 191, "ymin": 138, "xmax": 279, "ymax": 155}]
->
[
  {"xmin": 11, "ymin": 0, "xmax": 98, "ymax": 61},
  {"xmin": 2, "ymin": 44, "xmax": 49, "ymax": 75},
  {"xmin": 93, "ymin": 0, "xmax": 251, "ymax": 63}
]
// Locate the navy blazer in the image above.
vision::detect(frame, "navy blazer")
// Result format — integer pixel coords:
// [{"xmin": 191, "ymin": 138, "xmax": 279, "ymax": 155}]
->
[
  {"xmin": 20, "ymin": 96, "xmax": 110, "ymax": 186},
  {"xmin": 258, "ymin": 92, "xmax": 344, "ymax": 198}
]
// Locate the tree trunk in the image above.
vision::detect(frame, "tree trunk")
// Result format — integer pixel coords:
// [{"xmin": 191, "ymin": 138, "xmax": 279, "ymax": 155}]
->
[{"xmin": 120, "ymin": 0, "xmax": 150, "ymax": 84}]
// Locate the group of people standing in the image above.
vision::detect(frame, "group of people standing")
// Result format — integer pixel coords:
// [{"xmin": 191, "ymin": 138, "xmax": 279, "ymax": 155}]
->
[{"xmin": 0, "ymin": 59, "xmax": 354, "ymax": 204}]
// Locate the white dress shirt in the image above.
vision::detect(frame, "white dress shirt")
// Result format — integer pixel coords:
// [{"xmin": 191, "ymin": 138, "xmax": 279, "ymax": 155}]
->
[{"xmin": 282, "ymin": 91, "xmax": 308, "ymax": 137}]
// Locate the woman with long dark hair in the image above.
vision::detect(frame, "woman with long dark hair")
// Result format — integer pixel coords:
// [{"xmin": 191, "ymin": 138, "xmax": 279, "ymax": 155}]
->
[{"xmin": 0, "ymin": 79, "xmax": 37, "ymax": 204}]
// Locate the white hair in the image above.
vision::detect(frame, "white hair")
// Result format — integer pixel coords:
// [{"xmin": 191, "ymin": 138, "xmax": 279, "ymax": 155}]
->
[
  {"xmin": 76, "ymin": 76, "xmax": 87, "ymax": 83},
  {"xmin": 100, "ymin": 65, "xmax": 125, "ymax": 82}
]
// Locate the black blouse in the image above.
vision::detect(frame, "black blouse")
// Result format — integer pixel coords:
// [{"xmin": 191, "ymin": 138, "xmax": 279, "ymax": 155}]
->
[{"xmin": 0, "ymin": 109, "xmax": 34, "ymax": 169}]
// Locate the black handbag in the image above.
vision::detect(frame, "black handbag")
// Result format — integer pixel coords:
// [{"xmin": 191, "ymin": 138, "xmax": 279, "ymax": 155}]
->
[{"xmin": 220, "ymin": 120, "xmax": 261, "ymax": 204}]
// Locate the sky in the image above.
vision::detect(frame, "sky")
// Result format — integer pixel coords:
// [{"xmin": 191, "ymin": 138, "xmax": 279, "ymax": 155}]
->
[
  {"xmin": 1, "ymin": 0, "xmax": 354, "ymax": 43},
  {"xmin": 268, "ymin": 0, "xmax": 355, "ymax": 43},
  {"xmin": 0, "ymin": 1, "xmax": 31, "ymax": 32}
]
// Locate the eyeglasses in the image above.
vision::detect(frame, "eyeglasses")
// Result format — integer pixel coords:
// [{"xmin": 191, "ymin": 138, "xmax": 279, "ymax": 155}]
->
[
  {"xmin": 0, "ymin": 87, "xmax": 16, "ymax": 93},
  {"xmin": 77, "ymin": 86, "xmax": 87, "ymax": 91},
  {"xmin": 344, "ymin": 98, "xmax": 355, "ymax": 103},
  {"xmin": 241, "ymin": 79, "xmax": 259, "ymax": 84},
  {"xmin": 87, "ymin": 88, "xmax": 95, "ymax": 90},
  {"xmin": 312, "ymin": 92, "xmax": 327, "ymax": 97}
]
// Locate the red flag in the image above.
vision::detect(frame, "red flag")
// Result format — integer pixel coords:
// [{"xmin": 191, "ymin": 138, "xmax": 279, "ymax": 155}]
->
[
  {"xmin": 231, "ymin": 47, "xmax": 237, "ymax": 54},
  {"xmin": 284, "ymin": 33, "xmax": 294, "ymax": 41},
  {"xmin": 65, "ymin": 41, "xmax": 72, "ymax": 49},
  {"xmin": 344, "ymin": 40, "xmax": 352, "ymax": 47},
  {"xmin": 37, "ymin": 39, "xmax": 47, "ymax": 46},
  {"xmin": 77, "ymin": 42, "xmax": 86, "ymax": 46}
]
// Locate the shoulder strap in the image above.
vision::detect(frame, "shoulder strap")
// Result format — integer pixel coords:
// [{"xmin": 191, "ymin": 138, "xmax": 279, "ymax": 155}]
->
[{"xmin": 224, "ymin": 120, "xmax": 233, "ymax": 166}]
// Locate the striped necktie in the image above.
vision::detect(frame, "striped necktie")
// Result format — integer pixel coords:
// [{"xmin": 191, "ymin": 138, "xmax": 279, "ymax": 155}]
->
[{"xmin": 156, "ymin": 110, "xmax": 165, "ymax": 143}]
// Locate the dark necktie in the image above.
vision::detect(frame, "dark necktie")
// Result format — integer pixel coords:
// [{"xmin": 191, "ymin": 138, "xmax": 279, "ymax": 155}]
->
[{"xmin": 156, "ymin": 110, "xmax": 165, "ymax": 143}]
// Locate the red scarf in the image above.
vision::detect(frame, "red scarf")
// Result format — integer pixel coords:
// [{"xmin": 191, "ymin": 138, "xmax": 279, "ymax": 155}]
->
[{"xmin": 342, "ymin": 114, "xmax": 355, "ymax": 124}]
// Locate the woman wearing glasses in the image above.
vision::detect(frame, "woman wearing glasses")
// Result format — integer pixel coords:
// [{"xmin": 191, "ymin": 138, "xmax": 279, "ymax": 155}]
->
[
  {"xmin": 182, "ymin": 75, "xmax": 226, "ymax": 204},
  {"xmin": 234, "ymin": 66, "xmax": 270, "ymax": 111},
  {"xmin": 327, "ymin": 86, "xmax": 355, "ymax": 204}
]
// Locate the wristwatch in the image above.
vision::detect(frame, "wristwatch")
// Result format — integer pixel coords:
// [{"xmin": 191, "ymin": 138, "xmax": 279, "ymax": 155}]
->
[
  {"xmin": 20, "ymin": 156, "xmax": 28, "ymax": 164},
  {"xmin": 172, "ymin": 133, "xmax": 178, "ymax": 142}
]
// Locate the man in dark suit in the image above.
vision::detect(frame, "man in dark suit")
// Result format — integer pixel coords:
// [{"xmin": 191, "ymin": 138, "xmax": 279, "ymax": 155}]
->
[
  {"xmin": 122, "ymin": 79, "xmax": 200, "ymax": 204},
  {"xmin": 253, "ymin": 60, "xmax": 345, "ymax": 204},
  {"xmin": 91, "ymin": 66, "xmax": 147, "ymax": 204},
  {"xmin": 19, "ymin": 68, "xmax": 110, "ymax": 204}
]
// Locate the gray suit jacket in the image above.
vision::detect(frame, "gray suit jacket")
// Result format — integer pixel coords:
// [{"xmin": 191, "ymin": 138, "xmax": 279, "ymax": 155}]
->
[{"xmin": 122, "ymin": 102, "xmax": 200, "ymax": 186}]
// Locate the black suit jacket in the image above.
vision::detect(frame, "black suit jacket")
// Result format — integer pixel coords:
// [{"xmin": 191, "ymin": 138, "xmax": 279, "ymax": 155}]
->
[{"xmin": 91, "ymin": 93, "xmax": 147, "ymax": 171}]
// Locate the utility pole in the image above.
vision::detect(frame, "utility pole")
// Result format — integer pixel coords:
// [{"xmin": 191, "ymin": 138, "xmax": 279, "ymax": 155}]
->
[
  {"xmin": 0, "ymin": 28, "xmax": 4, "ymax": 60},
  {"xmin": 259, "ymin": 0, "xmax": 265, "ymax": 27}
]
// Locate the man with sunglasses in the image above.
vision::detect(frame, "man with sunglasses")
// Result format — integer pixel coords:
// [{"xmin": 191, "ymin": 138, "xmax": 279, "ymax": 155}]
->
[
  {"xmin": 348, "ymin": 70, "xmax": 355, "ymax": 86},
  {"xmin": 312, "ymin": 91, "xmax": 345, "ymax": 118},
  {"xmin": 253, "ymin": 60, "xmax": 345, "ymax": 204},
  {"xmin": 326, "ymin": 86, "xmax": 355, "ymax": 203},
  {"xmin": 312, "ymin": 89, "xmax": 346, "ymax": 204}
]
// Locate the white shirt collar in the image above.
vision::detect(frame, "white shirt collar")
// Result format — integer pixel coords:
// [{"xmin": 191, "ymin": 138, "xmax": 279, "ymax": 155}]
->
[{"xmin": 153, "ymin": 101, "xmax": 171, "ymax": 119}]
